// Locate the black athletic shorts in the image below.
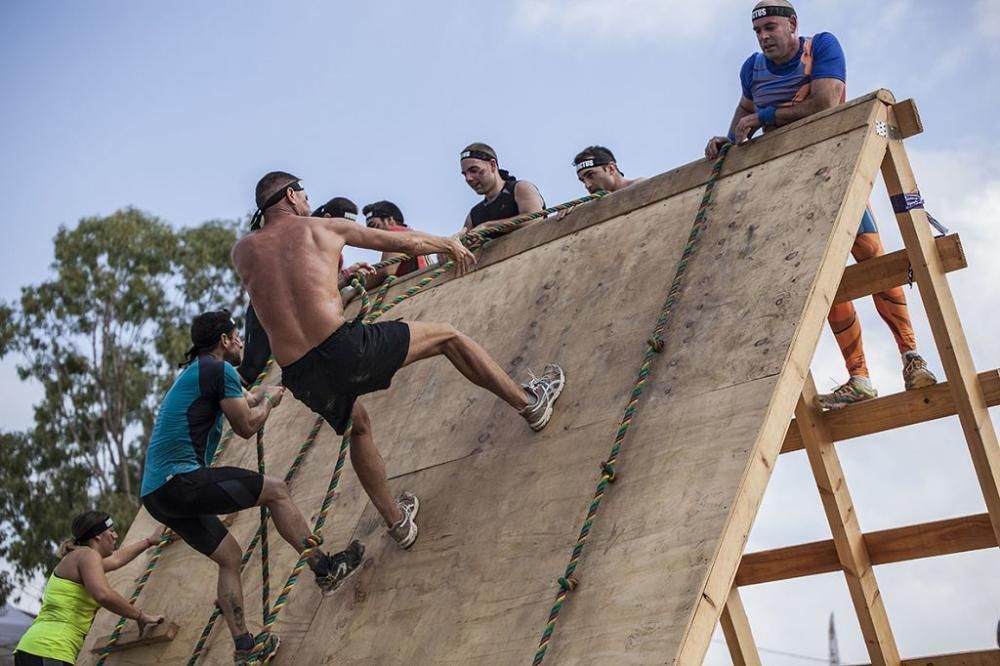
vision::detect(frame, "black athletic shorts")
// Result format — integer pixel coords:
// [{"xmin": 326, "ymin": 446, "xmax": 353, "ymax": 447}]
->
[
  {"xmin": 281, "ymin": 321, "xmax": 410, "ymax": 435},
  {"xmin": 142, "ymin": 466, "xmax": 264, "ymax": 556},
  {"xmin": 14, "ymin": 652, "xmax": 72, "ymax": 666}
]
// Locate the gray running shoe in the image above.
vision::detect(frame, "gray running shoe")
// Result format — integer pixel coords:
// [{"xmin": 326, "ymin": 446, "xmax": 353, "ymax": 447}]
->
[
  {"xmin": 814, "ymin": 377, "xmax": 878, "ymax": 411},
  {"xmin": 903, "ymin": 353, "xmax": 937, "ymax": 390},
  {"xmin": 387, "ymin": 492, "xmax": 420, "ymax": 549},
  {"xmin": 314, "ymin": 540, "xmax": 365, "ymax": 597},
  {"xmin": 519, "ymin": 364, "xmax": 566, "ymax": 431},
  {"xmin": 233, "ymin": 632, "xmax": 280, "ymax": 666}
]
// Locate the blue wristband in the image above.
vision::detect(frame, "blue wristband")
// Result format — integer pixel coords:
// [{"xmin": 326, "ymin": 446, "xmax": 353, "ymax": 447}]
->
[
  {"xmin": 758, "ymin": 106, "xmax": 777, "ymax": 126},
  {"xmin": 726, "ymin": 131, "xmax": 736, "ymax": 143}
]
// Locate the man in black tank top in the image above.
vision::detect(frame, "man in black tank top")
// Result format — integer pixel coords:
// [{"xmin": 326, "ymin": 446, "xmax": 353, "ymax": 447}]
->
[{"xmin": 459, "ymin": 142, "xmax": 544, "ymax": 234}]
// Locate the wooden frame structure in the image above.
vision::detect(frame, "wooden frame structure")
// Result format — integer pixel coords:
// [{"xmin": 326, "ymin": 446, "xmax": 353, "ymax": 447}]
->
[
  {"xmin": 80, "ymin": 91, "xmax": 998, "ymax": 665},
  {"xmin": 721, "ymin": 96, "xmax": 1000, "ymax": 666}
]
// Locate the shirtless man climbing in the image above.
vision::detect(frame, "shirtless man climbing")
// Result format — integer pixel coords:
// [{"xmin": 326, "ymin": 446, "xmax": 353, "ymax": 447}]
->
[{"xmin": 232, "ymin": 171, "xmax": 566, "ymax": 552}]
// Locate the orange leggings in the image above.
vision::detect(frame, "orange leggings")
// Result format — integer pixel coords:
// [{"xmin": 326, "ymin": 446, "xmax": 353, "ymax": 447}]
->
[{"xmin": 828, "ymin": 231, "xmax": 916, "ymax": 377}]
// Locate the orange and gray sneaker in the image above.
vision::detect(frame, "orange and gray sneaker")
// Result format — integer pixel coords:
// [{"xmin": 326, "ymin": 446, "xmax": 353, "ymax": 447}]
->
[
  {"xmin": 903, "ymin": 352, "xmax": 937, "ymax": 390},
  {"xmin": 814, "ymin": 377, "xmax": 878, "ymax": 411}
]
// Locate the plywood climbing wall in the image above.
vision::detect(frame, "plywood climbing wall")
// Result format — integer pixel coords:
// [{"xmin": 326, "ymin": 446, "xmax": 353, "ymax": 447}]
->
[{"xmin": 81, "ymin": 92, "xmax": 899, "ymax": 665}]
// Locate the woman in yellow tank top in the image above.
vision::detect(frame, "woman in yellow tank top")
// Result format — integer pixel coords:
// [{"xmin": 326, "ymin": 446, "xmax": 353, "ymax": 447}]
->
[{"xmin": 14, "ymin": 511, "xmax": 167, "ymax": 666}]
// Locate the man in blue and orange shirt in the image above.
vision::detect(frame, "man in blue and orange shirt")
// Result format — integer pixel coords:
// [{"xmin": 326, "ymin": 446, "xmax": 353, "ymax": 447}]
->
[{"xmin": 705, "ymin": 0, "xmax": 937, "ymax": 409}]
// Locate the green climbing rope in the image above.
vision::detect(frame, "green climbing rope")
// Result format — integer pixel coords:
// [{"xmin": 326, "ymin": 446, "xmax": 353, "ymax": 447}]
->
[
  {"xmin": 531, "ymin": 144, "xmax": 732, "ymax": 665},
  {"xmin": 256, "ymin": 428, "xmax": 271, "ymax": 624}
]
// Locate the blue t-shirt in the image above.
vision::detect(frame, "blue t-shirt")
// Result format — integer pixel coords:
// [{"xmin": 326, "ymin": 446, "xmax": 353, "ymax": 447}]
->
[
  {"xmin": 141, "ymin": 355, "xmax": 243, "ymax": 496},
  {"xmin": 740, "ymin": 33, "xmax": 846, "ymax": 110}
]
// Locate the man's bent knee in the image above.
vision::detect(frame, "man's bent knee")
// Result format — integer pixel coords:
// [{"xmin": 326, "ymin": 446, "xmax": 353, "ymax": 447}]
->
[
  {"xmin": 210, "ymin": 534, "xmax": 242, "ymax": 569},
  {"xmin": 258, "ymin": 475, "xmax": 290, "ymax": 505},
  {"xmin": 351, "ymin": 401, "xmax": 371, "ymax": 433}
]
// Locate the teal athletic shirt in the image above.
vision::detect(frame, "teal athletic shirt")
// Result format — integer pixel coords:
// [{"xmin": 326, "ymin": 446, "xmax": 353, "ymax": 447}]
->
[{"xmin": 141, "ymin": 355, "xmax": 243, "ymax": 496}]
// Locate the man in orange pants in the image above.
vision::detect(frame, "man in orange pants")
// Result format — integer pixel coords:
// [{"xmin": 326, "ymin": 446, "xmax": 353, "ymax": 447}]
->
[{"xmin": 705, "ymin": 0, "xmax": 937, "ymax": 409}]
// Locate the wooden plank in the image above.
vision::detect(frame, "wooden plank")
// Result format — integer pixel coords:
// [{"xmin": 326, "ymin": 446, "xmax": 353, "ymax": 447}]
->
[
  {"xmin": 672, "ymin": 99, "xmax": 893, "ymax": 665},
  {"xmin": 835, "ymin": 234, "xmax": 965, "ymax": 304},
  {"xmin": 90, "ymin": 621, "xmax": 179, "ymax": 654},
  {"xmin": 720, "ymin": 588, "xmax": 762, "ymax": 666},
  {"xmin": 295, "ymin": 115, "xmax": 886, "ymax": 665},
  {"xmin": 891, "ymin": 99, "xmax": 923, "ymax": 139},
  {"xmin": 856, "ymin": 649, "xmax": 1000, "ymax": 666},
  {"xmin": 737, "ymin": 513, "xmax": 996, "ymax": 586},
  {"xmin": 78, "ymin": 94, "xmax": 911, "ymax": 665},
  {"xmin": 781, "ymin": 369, "xmax": 1000, "ymax": 453},
  {"xmin": 796, "ymin": 372, "xmax": 900, "ymax": 665},
  {"xmin": 882, "ymin": 132, "xmax": 1000, "ymax": 546}
]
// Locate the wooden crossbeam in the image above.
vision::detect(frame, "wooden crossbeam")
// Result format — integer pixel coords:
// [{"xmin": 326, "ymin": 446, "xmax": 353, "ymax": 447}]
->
[
  {"xmin": 90, "ymin": 621, "xmax": 179, "ymax": 654},
  {"xmin": 796, "ymin": 373, "xmax": 899, "ymax": 665},
  {"xmin": 781, "ymin": 370, "xmax": 1000, "ymax": 453},
  {"xmin": 835, "ymin": 234, "xmax": 965, "ymax": 304},
  {"xmin": 736, "ymin": 513, "xmax": 996, "ymax": 586},
  {"xmin": 720, "ymin": 588, "xmax": 762, "ymax": 666},
  {"xmin": 855, "ymin": 649, "xmax": 1000, "ymax": 666},
  {"xmin": 882, "ymin": 132, "xmax": 1000, "ymax": 546}
]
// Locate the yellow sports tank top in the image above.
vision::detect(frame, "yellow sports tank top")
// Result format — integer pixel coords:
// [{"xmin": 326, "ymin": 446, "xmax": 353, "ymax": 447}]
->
[{"xmin": 15, "ymin": 572, "xmax": 100, "ymax": 663}]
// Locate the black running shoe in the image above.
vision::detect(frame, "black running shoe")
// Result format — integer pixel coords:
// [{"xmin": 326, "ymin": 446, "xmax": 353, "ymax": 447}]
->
[{"xmin": 314, "ymin": 540, "xmax": 365, "ymax": 597}]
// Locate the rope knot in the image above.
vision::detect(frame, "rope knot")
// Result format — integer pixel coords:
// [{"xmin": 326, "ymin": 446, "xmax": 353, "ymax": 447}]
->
[
  {"xmin": 600, "ymin": 461, "xmax": 617, "ymax": 482},
  {"xmin": 303, "ymin": 534, "xmax": 323, "ymax": 550},
  {"xmin": 647, "ymin": 337, "xmax": 664, "ymax": 353},
  {"xmin": 557, "ymin": 576, "xmax": 579, "ymax": 592}
]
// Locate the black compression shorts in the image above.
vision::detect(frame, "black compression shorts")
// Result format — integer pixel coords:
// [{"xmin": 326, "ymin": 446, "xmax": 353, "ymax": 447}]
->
[
  {"xmin": 14, "ymin": 651, "xmax": 73, "ymax": 666},
  {"xmin": 142, "ymin": 466, "xmax": 264, "ymax": 556},
  {"xmin": 281, "ymin": 321, "xmax": 410, "ymax": 435}
]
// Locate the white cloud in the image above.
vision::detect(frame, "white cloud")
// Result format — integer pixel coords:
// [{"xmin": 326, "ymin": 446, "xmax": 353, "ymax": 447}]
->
[
  {"xmin": 511, "ymin": 0, "xmax": 744, "ymax": 43},
  {"xmin": 976, "ymin": 0, "xmax": 1000, "ymax": 37}
]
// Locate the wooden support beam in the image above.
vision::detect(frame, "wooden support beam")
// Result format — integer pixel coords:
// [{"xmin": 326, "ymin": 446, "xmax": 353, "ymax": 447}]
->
[
  {"xmin": 855, "ymin": 649, "xmax": 1000, "ymax": 666},
  {"xmin": 882, "ymin": 131, "xmax": 1000, "ymax": 547},
  {"xmin": 781, "ymin": 370, "xmax": 1000, "ymax": 453},
  {"xmin": 720, "ymin": 588, "xmax": 762, "ymax": 666},
  {"xmin": 736, "ymin": 513, "xmax": 996, "ymax": 586},
  {"xmin": 90, "ymin": 621, "xmax": 179, "ymax": 654},
  {"xmin": 835, "ymin": 234, "xmax": 965, "ymax": 304},
  {"xmin": 890, "ymin": 99, "xmax": 923, "ymax": 139},
  {"xmin": 797, "ymin": 373, "xmax": 900, "ymax": 665}
]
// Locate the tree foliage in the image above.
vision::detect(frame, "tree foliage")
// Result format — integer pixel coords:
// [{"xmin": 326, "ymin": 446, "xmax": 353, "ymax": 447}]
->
[{"xmin": 0, "ymin": 208, "xmax": 244, "ymax": 605}]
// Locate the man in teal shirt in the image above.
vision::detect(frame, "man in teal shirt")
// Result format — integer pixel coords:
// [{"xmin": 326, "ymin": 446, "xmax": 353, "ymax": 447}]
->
[{"xmin": 142, "ymin": 310, "xmax": 363, "ymax": 665}]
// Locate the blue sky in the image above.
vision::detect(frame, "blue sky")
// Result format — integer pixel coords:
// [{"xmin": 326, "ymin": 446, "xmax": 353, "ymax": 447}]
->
[{"xmin": 2, "ymin": 1, "xmax": 999, "ymax": 663}]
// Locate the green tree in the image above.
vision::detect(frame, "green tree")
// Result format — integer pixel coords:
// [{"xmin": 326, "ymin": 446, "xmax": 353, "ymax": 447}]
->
[{"xmin": 0, "ymin": 208, "xmax": 244, "ymax": 605}]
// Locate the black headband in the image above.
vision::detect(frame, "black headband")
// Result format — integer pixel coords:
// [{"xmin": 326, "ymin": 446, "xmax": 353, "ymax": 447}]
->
[
  {"xmin": 250, "ymin": 179, "xmax": 303, "ymax": 230},
  {"xmin": 573, "ymin": 156, "xmax": 613, "ymax": 172},
  {"xmin": 460, "ymin": 149, "xmax": 496, "ymax": 162},
  {"xmin": 75, "ymin": 517, "xmax": 113, "ymax": 544},
  {"xmin": 751, "ymin": 6, "xmax": 796, "ymax": 20},
  {"xmin": 365, "ymin": 209, "xmax": 394, "ymax": 222},
  {"xmin": 314, "ymin": 205, "xmax": 357, "ymax": 221}
]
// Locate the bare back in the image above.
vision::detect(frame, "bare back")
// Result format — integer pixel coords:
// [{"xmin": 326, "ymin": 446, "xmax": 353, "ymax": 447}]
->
[{"xmin": 232, "ymin": 215, "xmax": 349, "ymax": 366}]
